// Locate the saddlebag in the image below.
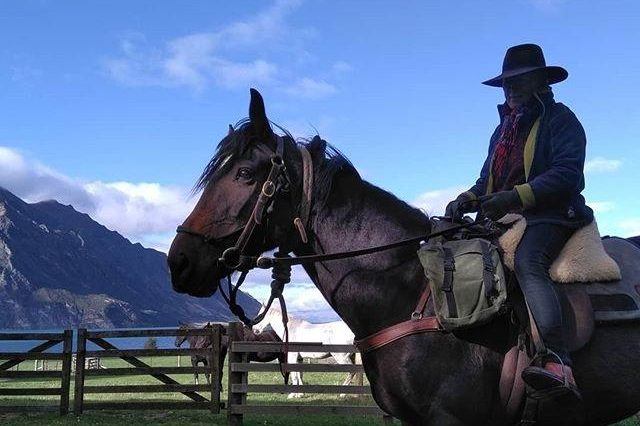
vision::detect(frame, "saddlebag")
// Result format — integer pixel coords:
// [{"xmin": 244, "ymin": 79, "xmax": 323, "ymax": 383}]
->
[{"xmin": 417, "ymin": 238, "xmax": 508, "ymax": 331}]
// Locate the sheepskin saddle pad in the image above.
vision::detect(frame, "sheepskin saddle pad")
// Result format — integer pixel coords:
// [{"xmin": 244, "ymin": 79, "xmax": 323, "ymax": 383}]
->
[
  {"xmin": 498, "ymin": 214, "xmax": 621, "ymax": 283},
  {"xmin": 498, "ymin": 214, "xmax": 640, "ymax": 323}
]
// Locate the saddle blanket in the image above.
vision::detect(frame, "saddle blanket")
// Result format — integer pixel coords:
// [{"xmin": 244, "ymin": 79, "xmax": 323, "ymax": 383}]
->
[
  {"xmin": 497, "ymin": 214, "xmax": 640, "ymax": 322},
  {"xmin": 497, "ymin": 214, "xmax": 621, "ymax": 283}
]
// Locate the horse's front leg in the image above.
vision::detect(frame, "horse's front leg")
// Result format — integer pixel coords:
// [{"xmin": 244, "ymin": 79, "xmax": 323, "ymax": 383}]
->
[
  {"xmin": 287, "ymin": 353, "xmax": 304, "ymax": 399},
  {"xmin": 192, "ymin": 357, "xmax": 199, "ymax": 385},
  {"xmin": 205, "ymin": 358, "xmax": 211, "ymax": 385}
]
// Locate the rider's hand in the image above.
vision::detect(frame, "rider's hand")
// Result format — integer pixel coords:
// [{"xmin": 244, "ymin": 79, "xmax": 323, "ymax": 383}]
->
[
  {"xmin": 445, "ymin": 192, "xmax": 479, "ymax": 220},
  {"xmin": 479, "ymin": 190, "xmax": 522, "ymax": 221}
]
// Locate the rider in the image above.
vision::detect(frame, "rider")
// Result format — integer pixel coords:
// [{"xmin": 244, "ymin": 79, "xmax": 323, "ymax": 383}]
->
[{"xmin": 445, "ymin": 44, "xmax": 593, "ymax": 400}]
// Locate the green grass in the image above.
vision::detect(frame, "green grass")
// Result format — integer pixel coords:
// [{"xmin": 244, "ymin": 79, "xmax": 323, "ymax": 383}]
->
[
  {"xmin": 0, "ymin": 356, "xmax": 638, "ymax": 425},
  {"xmin": 0, "ymin": 356, "xmax": 384, "ymax": 425}
]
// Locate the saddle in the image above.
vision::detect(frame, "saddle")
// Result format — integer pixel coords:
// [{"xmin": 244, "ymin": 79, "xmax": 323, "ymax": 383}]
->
[
  {"xmin": 429, "ymin": 217, "xmax": 640, "ymax": 423},
  {"xmin": 494, "ymin": 222, "xmax": 640, "ymax": 423}
]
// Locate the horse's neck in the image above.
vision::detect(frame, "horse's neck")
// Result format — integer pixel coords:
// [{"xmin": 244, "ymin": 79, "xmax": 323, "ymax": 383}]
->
[{"xmin": 298, "ymin": 177, "xmax": 429, "ymax": 337}]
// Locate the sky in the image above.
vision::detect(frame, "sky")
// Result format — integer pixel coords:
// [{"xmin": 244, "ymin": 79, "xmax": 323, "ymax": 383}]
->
[{"xmin": 2, "ymin": 0, "xmax": 639, "ymax": 321}]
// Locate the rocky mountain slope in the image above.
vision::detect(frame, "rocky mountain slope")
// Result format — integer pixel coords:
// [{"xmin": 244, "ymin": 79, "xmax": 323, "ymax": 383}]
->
[{"xmin": 0, "ymin": 187, "xmax": 258, "ymax": 329}]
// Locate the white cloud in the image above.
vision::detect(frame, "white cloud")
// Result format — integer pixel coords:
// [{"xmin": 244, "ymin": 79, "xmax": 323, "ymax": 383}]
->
[
  {"xmin": 331, "ymin": 61, "xmax": 353, "ymax": 75},
  {"xmin": 589, "ymin": 201, "xmax": 616, "ymax": 214},
  {"xmin": 618, "ymin": 219, "xmax": 640, "ymax": 237},
  {"xmin": 285, "ymin": 78, "xmax": 337, "ymax": 99},
  {"xmin": 585, "ymin": 157, "xmax": 622, "ymax": 174},
  {"xmin": 0, "ymin": 146, "xmax": 193, "ymax": 252},
  {"xmin": 103, "ymin": 0, "xmax": 341, "ymax": 98},
  {"xmin": 411, "ymin": 185, "xmax": 467, "ymax": 217}
]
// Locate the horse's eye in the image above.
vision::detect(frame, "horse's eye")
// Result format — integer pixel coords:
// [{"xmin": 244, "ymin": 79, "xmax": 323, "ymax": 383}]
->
[{"xmin": 236, "ymin": 167, "xmax": 254, "ymax": 181}]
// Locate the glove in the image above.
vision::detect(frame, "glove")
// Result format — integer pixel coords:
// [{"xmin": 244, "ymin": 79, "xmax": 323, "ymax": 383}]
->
[
  {"xmin": 479, "ymin": 190, "xmax": 522, "ymax": 221},
  {"xmin": 445, "ymin": 192, "xmax": 479, "ymax": 220}
]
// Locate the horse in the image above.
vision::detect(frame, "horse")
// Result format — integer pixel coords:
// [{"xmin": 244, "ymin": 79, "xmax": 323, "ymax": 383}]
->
[
  {"xmin": 175, "ymin": 323, "xmax": 221, "ymax": 386},
  {"xmin": 254, "ymin": 303, "xmax": 358, "ymax": 398},
  {"xmin": 175, "ymin": 322, "xmax": 287, "ymax": 388},
  {"xmin": 167, "ymin": 88, "xmax": 640, "ymax": 425}
]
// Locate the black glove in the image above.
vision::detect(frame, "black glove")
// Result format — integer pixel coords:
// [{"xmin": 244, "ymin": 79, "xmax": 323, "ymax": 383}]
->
[
  {"xmin": 479, "ymin": 190, "xmax": 522, "ymax": 221},
  {"xmin": 445, "ymin": 192, "xmax": 479, "ymax": 220}
]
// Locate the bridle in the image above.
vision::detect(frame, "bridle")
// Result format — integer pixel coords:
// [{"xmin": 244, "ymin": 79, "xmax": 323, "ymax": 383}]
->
[
  {"xmin": 176, "ymin": 135, "xmax": 314, "ymax": 337},
  {"xmin": 176, "ymin": 132, "xmax": 481, "ymax": 353}
]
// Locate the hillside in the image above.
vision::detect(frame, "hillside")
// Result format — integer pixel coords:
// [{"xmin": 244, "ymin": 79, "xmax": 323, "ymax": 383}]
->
[{"xmin": 0, "ymin": 186, "xmax": 259, "ymax": 329}]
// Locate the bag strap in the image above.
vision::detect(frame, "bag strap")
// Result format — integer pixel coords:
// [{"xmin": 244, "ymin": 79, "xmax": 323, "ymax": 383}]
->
[
  {"xmin": 480, "ymin": 241, "xmax": 496, "ymax": 303},
  {"xmin": 442, "ymin": 247, "xmax": 458, "ymax": 318},
  {"xmin": 354, "ymin": 280, "xmax": 445, "ymax": 353}
]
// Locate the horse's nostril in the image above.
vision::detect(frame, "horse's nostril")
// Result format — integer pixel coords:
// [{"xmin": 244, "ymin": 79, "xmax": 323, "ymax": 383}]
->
[{"xmin": 170, "ymin": 252, "xmax": 190, "ymax": 277}]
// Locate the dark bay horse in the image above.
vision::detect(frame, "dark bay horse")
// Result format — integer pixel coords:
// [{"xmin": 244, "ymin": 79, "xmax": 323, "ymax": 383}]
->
[
  {"xmin": 175, "ymin": 322, "xmax": 286, "ymax": 387},
  {"xmin": 167, "ymin": 89, "xmax": 640, "ymax": 425}
]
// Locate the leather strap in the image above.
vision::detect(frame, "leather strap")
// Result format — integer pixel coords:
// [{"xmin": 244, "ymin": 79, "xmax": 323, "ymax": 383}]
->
[
  {"xmin": 481, "ymin": 241, "xmax": 496, "ymax": 302},
  {"xmin": 442, "ymin": 247, "xmax": 458, "ymax": 317},
  {"xmin": 355, "ymin": 283, "xmax": 444, "ymax": 354}
]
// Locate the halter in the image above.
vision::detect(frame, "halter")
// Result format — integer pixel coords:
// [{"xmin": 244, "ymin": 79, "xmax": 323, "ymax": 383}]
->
[{"xmin": 176, "ymin": 134, "xmax": 315, "ymax": 328}]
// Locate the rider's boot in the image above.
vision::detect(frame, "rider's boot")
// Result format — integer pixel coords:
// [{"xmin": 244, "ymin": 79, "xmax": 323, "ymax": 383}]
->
[{"xmin": 521, "ymin": 362, "xmax": 582, "ymax": 401}]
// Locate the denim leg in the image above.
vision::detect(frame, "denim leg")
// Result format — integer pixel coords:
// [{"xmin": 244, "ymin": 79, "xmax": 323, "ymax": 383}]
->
[{"xmin": 514, "ymin": 223, "xmax": 574, "ymax": 365}]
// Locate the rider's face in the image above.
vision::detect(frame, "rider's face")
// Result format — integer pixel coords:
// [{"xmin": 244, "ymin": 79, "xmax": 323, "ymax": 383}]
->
[{"xmin": 502, "ymin": 72, "xmax": 546, "ymax": 109}]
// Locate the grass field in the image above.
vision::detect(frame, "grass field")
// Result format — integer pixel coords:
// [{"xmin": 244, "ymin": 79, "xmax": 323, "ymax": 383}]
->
[{"xmin": 0, "ymin": 355, "xmax": 638, "ymax": 425}]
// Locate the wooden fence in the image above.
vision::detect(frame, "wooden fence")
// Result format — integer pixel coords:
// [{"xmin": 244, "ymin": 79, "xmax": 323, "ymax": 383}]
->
[
  {"xmin": 225, "ymin": 322, "xmax": 390, "ymax": 426},
  {"xmin": 0, "ymin": 330, "xmax": 73, "ymax": 414},
  {"xmin": 73, "ymin": 326, "xmax": 222, "ymax": 414}
]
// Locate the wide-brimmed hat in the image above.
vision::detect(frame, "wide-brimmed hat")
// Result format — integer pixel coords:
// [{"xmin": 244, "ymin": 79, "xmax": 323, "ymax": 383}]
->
[{"xmin": 482, "ymin": 43, "xmax": 568, "ymax": 87}]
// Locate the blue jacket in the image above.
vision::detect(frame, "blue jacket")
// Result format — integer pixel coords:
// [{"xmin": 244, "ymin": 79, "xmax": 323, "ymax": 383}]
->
[{"xmin": 468, "ymin": 91, "xmax": 593, "ymax": 228}]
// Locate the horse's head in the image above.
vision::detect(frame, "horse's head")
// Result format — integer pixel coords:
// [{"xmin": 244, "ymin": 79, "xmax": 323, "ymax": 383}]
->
[
  {"xmin": 175, "ymin": 323, "xmax": 190, "ymax": 347},
  {"xmin": 168, "ymin": 89, "xmax": 311, "ymax": 297}
]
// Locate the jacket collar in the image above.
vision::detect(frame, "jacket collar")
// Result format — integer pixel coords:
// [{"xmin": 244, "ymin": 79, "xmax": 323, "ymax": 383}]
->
[{"xmin": 497, "ymin": 87, "xmax": 555, "ymax": 120}]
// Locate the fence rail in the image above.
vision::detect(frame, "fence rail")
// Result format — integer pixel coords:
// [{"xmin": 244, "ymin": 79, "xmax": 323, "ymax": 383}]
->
[
  {"xmin": 73, "ymin": 326, "xmax": 222, "ymax": 414},
  {"xmin": 0, "ymin": 330, "xmax": 72, "ymax": 415},
  {"xmin": 1, "ymin": 325, "xmax": 391, "ymax": 424},
  {"xmin": 225, "ymin": 322, "xmax": 391, "ymax": 426}
]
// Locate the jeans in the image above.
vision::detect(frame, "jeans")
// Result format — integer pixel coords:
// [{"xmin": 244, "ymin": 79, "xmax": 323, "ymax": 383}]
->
[{"xmin": 514, "ymin": 223, "xmax": 574, "ymax": 365}]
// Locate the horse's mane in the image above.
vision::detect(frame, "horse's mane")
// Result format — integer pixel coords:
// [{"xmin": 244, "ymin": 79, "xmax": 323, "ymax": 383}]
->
[{"xmin": 194, "ymin": 119, "xmax": 359, "ymax": 209}]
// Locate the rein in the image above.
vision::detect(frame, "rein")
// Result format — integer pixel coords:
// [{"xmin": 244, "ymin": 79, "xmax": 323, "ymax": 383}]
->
[{"xmin": 176, "ymin": 134, "xmax": 480, "ymax": 357}]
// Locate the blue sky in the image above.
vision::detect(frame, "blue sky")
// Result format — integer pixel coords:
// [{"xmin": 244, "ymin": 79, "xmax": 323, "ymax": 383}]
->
[{"xmin": 2, "ymin": 0, "xmax": 639, "ymax": 320}]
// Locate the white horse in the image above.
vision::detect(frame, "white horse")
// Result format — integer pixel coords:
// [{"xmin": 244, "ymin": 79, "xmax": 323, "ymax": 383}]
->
[{"xmin": 254, "ymin": 304, "xmax": 358, "ymax": 398}]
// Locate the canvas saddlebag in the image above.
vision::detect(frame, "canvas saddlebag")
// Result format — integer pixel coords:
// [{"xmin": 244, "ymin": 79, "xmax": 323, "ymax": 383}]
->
[{"xmin": 417, "ymin": 238, "xmax": 508, "ymax": 331}]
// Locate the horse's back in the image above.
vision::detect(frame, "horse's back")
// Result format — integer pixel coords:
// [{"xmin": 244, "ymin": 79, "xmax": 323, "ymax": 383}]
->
[{"xmin": 578, "ymin": 236, "xmax": 640, "ymax": 323}]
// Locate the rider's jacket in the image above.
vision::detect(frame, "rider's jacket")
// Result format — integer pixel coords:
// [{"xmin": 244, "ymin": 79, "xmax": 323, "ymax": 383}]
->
[{"xmin": 468, "ymin": 90, "xmax": 594, "ymax": 229}]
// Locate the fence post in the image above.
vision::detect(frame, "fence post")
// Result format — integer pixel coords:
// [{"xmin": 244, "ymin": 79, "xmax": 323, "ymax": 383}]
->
[
  {"xmin": 227, "ymin": 322, "xmax": 243, "ymax": 426},
  {"xmin": 73, "ymin": 328, "xmax": 87, "ymax": 415},
  {"xmin": 59, "ymin": 329, "xmax": 73, "ymax": 415},
  {"xmin": 209, "ymin": 324, "xmax": 221, "ymax": 414}
]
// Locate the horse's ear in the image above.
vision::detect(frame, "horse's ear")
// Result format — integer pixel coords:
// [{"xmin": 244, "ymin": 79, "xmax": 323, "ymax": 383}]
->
[
  {"xmin": 228, "ymin": 124, "xmax": 234, "ymax": 136},
  {"xmin": 310, "ymin": 135, "xmax": 327, "ymax": 160},
  {"xmin": 249, "ymin": 88, "xmax": 272, "ymax": 137}
]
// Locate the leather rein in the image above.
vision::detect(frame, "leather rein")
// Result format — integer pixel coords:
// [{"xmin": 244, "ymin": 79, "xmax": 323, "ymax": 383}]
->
[{"xmin": 176, "ymin": 135, "xmax": 477, "ymax": 354}]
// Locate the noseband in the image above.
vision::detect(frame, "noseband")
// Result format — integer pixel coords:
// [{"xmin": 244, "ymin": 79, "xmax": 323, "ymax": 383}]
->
[{"xmin": 176, "ymin": 134, "xmax": 315, "ymax": 327}]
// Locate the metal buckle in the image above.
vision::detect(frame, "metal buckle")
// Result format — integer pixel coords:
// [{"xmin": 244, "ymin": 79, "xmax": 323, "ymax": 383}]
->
[
  {"xmin": 411, "ymin": 312, "xmax": 423, "ymax": 320},
  {"xmin": 262, "ymin": 181, "xmax": 276, "ymax": 197}
]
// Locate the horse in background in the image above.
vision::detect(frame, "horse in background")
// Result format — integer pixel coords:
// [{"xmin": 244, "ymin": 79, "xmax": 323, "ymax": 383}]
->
[
  {"xmin": 175, "ymin": 322, "xmax": 222, "ymax": 386},
  {"xmin": 176, "ymin": 322, "xmax": 288, "ymax": 387},
  {"xmin": 254, "ymin": 303, "xmax": 357, "ymax": 398}
]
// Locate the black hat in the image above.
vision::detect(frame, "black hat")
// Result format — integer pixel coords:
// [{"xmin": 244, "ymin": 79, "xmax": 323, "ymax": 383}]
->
[{"xmin": 482, "ymin": 43, "xmax": 568, "ymax": 87}]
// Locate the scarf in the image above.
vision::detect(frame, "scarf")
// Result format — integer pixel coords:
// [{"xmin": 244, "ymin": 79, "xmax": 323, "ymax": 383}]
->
[{"xmin": 491, "ymin": 100, "xmax": 540, "ymax": 191}]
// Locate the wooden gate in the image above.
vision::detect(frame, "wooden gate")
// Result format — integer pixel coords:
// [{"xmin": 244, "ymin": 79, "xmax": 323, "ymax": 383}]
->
[
  {"xmin": 0, "ymin": 330, "xmax": 73, "ymax": 414},
  {"xmin": 73, "ymin": 326, "xmax": 222, "ymax": 413},
  {"xmin": 225, "ymin": 322, "xmax": 389, "ymax": 425}
]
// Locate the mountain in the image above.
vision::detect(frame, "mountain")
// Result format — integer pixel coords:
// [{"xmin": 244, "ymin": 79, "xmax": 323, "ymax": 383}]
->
[{"xmin": 0, "ymin": 186, "xmax": 259, "ymax": 329}]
